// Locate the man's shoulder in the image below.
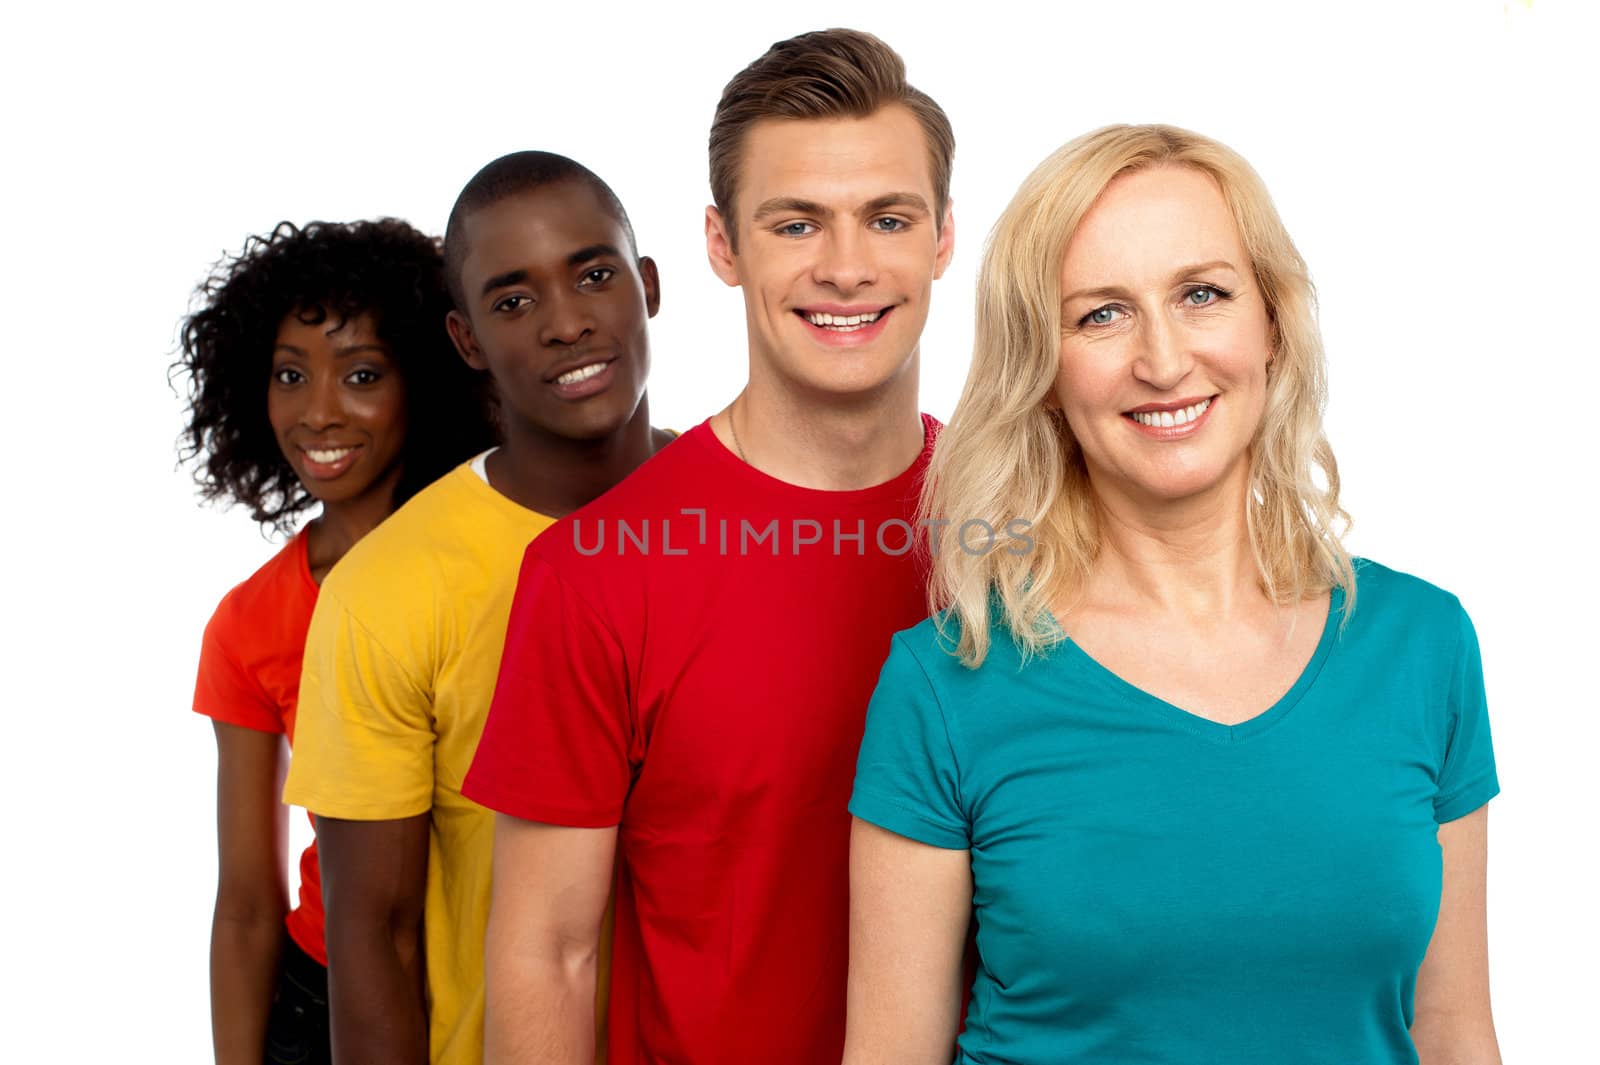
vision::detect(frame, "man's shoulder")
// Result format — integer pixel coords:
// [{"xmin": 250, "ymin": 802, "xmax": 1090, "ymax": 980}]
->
[
  {"xmin": 529, "ymin": 423, "xmax": 717, "ymax": 561},
  {"xmin": 320, "ymin": 464, "xmax": 502, "ymax": 612},
  {"xmin": 581, "ymin": 422, "xmax": 715, "ymax": 513}
]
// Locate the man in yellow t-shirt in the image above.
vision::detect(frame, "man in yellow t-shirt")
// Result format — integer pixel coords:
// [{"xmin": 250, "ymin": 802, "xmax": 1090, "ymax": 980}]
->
[{"xmin": 284, "ymin": 151, "xmax": 674, "ymax": 1065}]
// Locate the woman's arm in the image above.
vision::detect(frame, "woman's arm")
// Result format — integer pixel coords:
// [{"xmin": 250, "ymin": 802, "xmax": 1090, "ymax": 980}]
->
[
  {"xmin": 210, "ymin": 721, "xmax": 290, "ymax": 1065},
  {"xmin": 1412, "ymin": 805, "xmax": 1501, "ymax": 1064},
  {"xmin": 842, "ymin": 818, "xmax": 971, "ymax": 1065}
]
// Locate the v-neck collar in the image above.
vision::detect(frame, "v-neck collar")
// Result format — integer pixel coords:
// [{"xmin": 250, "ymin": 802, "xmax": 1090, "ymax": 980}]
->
[{"xmin": 1057, "ymin": 586, "xmax": 1346, "ymax": 745}]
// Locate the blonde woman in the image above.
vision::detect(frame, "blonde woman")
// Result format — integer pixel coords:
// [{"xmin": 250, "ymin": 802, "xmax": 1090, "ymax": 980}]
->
[{"xmin": 843, "ymin": 126, "xmax": 1501, "ymax": 1065}]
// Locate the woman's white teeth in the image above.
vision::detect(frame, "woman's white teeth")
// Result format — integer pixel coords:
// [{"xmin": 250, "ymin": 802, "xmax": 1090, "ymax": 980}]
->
[
  {"xmin": 306, "ymin": 447, "xmax": 353, "ymax": 464},
  {"xmin": 1132, "ymin": 397, "xmax": 1211, "ymax": 427},
  {"xmin": 556, "ymin": 362, "xmax": 608, "ymax": 386},
  {"xmin": 806, "ymin": 310, "xmax": 881, "ymax": 330}
]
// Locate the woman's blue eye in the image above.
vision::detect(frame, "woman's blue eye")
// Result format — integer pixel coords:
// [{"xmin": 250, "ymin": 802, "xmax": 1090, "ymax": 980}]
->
[
  {"xmin": 1087, "ymin": 307, "xmax": 1117, "ymax": 325},
  {"xmin": 1186, "ymin": 285, "xmax": 1229, "ymax": 306}
]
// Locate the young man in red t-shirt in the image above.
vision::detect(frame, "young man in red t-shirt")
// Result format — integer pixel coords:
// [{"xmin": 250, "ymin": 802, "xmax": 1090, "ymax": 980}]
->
[{"xmin": 461, "ymin": 29, "xmax": 956, "ymax": 1065}]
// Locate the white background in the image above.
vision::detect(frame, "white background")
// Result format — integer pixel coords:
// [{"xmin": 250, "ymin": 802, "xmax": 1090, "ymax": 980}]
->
[{"xmin": 4, "ymin": 0, "xmax": 1594, "ymax": 1057}]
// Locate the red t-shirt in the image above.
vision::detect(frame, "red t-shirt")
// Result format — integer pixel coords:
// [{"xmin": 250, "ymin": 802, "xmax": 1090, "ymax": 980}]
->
[
  {"xmin": 193, "ymin": 529, "xmax": 326, "ymax": 965},
  {"xmin": 464, "ymin": 416, "xmax": 939, "ymax": 1065}
]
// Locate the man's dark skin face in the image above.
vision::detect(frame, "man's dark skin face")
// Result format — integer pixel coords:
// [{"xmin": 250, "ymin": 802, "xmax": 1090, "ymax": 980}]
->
[{"xmin": 446, "ymin": 180, "xmax": 668, "ymax": 515}]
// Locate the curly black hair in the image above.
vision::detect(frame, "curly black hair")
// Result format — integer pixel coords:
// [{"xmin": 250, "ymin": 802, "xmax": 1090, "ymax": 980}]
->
[{"xmin": 175, "ymin": 218, "xmax": 497, "ymax": 532}]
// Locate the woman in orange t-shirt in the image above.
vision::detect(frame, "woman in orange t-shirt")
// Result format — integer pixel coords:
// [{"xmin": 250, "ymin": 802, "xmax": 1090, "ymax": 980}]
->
[{"xmin": 176, "ymin": 219, "xmax": 495, "ymax": 1065}]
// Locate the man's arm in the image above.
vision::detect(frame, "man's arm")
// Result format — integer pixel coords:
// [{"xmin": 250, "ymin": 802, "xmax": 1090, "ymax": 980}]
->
[
  {"xmin": 842, "ymin": 818, "xmax": 970, "ymax": 1065},
  {"xmin": 209, "ymin": 722, "xmax": 289, "ymax": 1065},
  {"xmin": 483, "ymin": 815, "xmax": 617, "ymax": 1065},
  {"xmin": 1411, "ymin": 806, "xmax": 1501, "ymax": 1064},
  {"xmin": 318, "ymin": 813, "xmax": 431, "ymax": 1065}
]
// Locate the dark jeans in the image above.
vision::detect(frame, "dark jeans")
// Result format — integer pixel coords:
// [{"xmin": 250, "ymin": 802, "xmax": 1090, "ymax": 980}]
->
[{"xmin": 263, "ymin": 934, "xmax": 330, "ymax": 1065}]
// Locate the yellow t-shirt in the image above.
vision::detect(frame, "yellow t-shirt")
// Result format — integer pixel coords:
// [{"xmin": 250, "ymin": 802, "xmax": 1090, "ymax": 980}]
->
[{"xmin": 284, "ymin": 461, "xmax": 552, "ymax": 1065}]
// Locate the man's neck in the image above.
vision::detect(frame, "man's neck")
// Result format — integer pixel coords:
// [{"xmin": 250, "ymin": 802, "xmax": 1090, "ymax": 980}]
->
[
  {"xmin": 487, "ymin": 403, "xmax": 667, "ymax": 518},
  {"xmin": 716, "ymin": 359, "xmax": 924, "ymax": 491}
]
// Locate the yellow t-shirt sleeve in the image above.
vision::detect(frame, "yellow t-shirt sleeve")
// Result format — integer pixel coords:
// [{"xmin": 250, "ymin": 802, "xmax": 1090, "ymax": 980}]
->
[{"xmin": 283, "ymin": 585, "xmax": 435, "ymax": 820}]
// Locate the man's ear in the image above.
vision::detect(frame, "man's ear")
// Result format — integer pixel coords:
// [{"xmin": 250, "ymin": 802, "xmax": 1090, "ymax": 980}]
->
[
  {"xmin": 932, "ymin": 198, "xmax": 956, "ymax": 280},
  {"xmin": 445, "ymin": 309, "xmax": 487, "ymax": 371},
  {"xmin": 705, "ymin": 206, "xmax": 740, "ymax": 288},
  {"xmin": 638, "ymin": 256, "xmax": 662, "ymax": 318}
]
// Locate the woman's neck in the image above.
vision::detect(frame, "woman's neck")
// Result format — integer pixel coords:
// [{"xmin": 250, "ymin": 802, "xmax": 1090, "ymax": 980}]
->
[
  {"xmin": 1080, "ymin": 464, "xmax": 1261, "ymax": 622},
  {"xmin": 305, "ymin": 467, "xmax": 401, "ymax": 584}
]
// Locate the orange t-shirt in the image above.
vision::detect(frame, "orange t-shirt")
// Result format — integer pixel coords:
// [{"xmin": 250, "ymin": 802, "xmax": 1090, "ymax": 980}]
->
[{"xmin": 193, "ymin": 529, "xmax": 325, "ymax": 964}]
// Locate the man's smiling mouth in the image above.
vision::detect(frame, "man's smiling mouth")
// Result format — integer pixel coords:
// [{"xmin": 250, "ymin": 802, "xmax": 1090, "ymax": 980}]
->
[{"xmin": 797, "ymin": 307, "xmax": 890, "ymax": 333}]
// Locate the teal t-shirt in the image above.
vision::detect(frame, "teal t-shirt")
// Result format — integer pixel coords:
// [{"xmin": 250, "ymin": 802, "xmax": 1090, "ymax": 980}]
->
[{"xmin": 849, "ymin": 560, "xmax": 1498, "ymax": 1065}]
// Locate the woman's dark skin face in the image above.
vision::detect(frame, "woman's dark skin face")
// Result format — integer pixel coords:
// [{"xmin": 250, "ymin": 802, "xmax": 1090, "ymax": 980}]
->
[{"xmin": 267, "ymin": 309, "xmax": 408, "ymax": 579}]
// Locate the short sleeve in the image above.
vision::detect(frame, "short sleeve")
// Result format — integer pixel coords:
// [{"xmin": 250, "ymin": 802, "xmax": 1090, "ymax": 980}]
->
[
  {"xmin": 462, "ymin": 550, "xmax": 634, "ymax": 828},
  {"xmin": 848, "ymin": 634, "xmax": 970, "ymax": 849},
  {"xmin": 282, "ymin": 587, "xmax": 435, "ymax": 820},
  {"xmin": 192, "ymin": 606, "xmax": 283, "ymax": 734},
  {"xmin": 1433, "ymin": 604, "xmax": 1500, "ymax": 823}
]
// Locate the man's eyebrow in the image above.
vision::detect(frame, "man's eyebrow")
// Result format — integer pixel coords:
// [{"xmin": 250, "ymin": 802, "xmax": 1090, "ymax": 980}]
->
[
  {"xmin": 480, "ymin": 268, "xmax": 527, "ymax": 297},
  {"xmin": 751, "ymin": 197, "xmax": 832, "ymax": 222},
  {"xmin": 859, "ymin": 192, "xmax": 930, "ymax": 216},
  {"xmin": 568, "ymin": 243, "xmax": 621, "ymax": 267},
  {"xmin": 1061, "ymin": 261, "xmax": 1241, "ymax": 304}
]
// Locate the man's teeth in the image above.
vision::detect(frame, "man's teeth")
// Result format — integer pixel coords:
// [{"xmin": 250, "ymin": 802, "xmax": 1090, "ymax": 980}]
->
[
  {"xmin": 805, "ymin": 310, "xmax": 882, "ymax": 330},
  {"xmin": 306, "ymin": 447, "xmax": 354, "ymax": 464},
  {"xmin": 1131, "ymin": 397, "xmax": 1212, "ymax": 428},
  {"xmin": 556, "ymin": 362, "xmax": 608, "ymax": 386}
]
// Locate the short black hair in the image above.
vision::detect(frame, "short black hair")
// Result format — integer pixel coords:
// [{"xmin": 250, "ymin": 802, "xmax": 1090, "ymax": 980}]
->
[
  {"xmin": 175, "ymin": 218, "xmax": 498, "ymax": 532},
  {"xmin": 443, "ymin": 151, "xmax": 638, "ymax": 312}
]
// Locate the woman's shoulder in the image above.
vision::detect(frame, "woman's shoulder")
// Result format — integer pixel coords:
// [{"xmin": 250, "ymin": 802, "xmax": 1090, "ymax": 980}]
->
[
  {"xmin": 888, "ymin": 614, "xmax": 950, "ymax": 664},
  {"xmin": 888, "ymin": 606, "xmax": 1035, "ymax": 684},
  {"xmin": 1349, "ymin": 556, "xmax": 1468, "ymax": 620},
  {"xmin": 1343, "ymin": 557, "xmax": 1477, "ymax": 663},
  {"xmin": 206, "ymin": 529, "xmax": 314, "ymax": 635}
]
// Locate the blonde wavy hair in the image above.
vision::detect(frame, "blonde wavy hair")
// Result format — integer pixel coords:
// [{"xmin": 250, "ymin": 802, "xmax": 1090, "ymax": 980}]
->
[{"xmin": 927, "ymin": 124, "xmax": 1354, "ymax": 667}]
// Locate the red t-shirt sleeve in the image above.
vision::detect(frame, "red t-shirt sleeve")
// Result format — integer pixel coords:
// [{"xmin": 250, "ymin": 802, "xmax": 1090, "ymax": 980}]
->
[
  {"xmin": 463, "ymin": 547, "xmax": 634, "ymax": 827},
  {"xmin": 193, "ymin": 600, "xmax": 284, "ymax": 735}
]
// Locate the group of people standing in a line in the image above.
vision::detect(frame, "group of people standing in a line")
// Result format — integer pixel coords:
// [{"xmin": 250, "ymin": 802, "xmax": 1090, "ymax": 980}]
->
[{"xmin": 177, "ymin": 27, "xmax": 1501, "ymax": 1065}]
